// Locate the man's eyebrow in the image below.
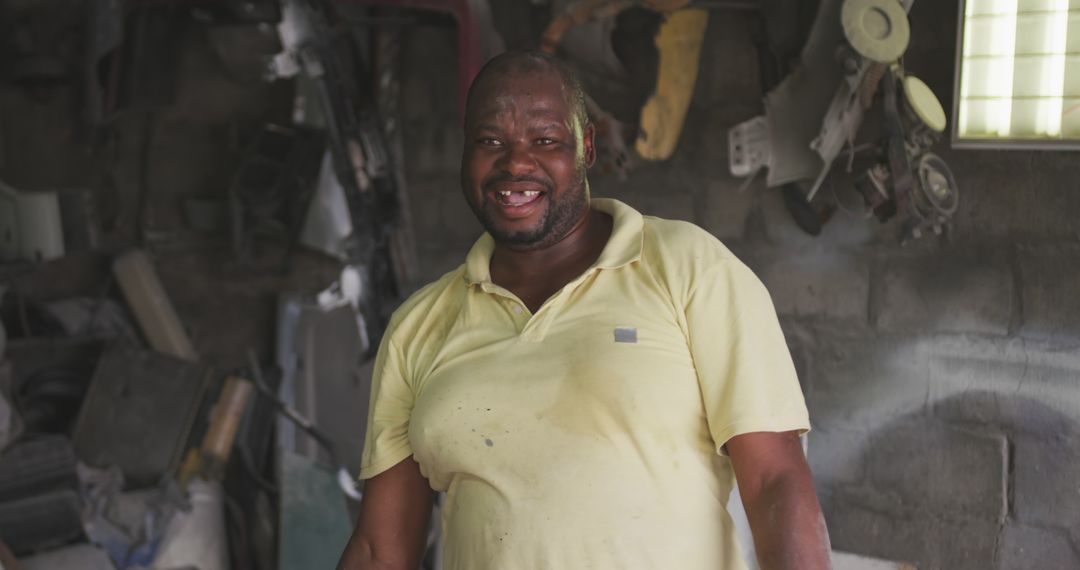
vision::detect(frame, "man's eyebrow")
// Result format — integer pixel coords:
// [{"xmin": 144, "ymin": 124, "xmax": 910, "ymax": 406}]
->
[
  {"xmin": 471, "ymin": 123, "xmax": 501, "ymax": 133},
  {"xmin": 525, "ymin": 106, "xmax": 563, "ymax": 119},
  {"xmin": 526, "ymin": 122, "xmax": 568, "ymax": 133}
]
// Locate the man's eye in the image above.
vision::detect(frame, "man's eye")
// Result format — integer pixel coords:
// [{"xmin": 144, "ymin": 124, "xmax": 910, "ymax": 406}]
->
[
  {"xmin": 536, "ymin": 137, "xmax": 556, "ymax": 145},
  {"xmin": 477, "ymin": 137, "xmax": 502, "ymax": 147}
]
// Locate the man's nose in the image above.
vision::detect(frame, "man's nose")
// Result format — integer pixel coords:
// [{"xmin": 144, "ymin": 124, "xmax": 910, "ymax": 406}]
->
[{"xmin": 497, "ymin": 141, "xmax": 536, "ymax": 175}]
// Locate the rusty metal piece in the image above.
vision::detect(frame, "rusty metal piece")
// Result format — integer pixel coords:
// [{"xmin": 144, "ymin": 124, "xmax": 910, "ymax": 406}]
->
[
  {"xmin": 199, "ymin": 376, "xmax": 255, "ymax": 481},
  {"xmin": 859, "ymin": 62, "xmax": 888, "ymax": 109},
  {"xmin": 635, "ymin": 8, "xmax": 709, "ymax": 160},
  {"xmin": 113, "ymin": 250, "xmax": 198, "ymax": 362},
  {"xmin": 540, "ymin": 0, "xmax": 637, "ymax": 53},
  {"xmin": 585, "ymin": 93, "xmax": 633, "ymax": 179}
]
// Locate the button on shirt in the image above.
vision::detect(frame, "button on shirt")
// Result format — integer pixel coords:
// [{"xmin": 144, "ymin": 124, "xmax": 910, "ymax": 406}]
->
[{"xmin": 359, "ymin": 199, "xmax": 810, "ymax": 570}]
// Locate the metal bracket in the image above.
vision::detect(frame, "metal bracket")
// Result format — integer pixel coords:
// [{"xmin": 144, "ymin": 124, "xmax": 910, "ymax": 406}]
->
[{"xmin": 728, "ymin": 116, "xmax": 771, "ymax": 178}]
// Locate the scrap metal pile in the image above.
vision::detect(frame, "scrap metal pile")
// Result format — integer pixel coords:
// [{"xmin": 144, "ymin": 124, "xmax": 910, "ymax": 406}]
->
[
  {"xmin": 728, "ymin": 0, "xmax": 959, "ymax": 241},
  {"xmin": 0, "ymin": 0, "xmax": 416, "ymax": 568}
]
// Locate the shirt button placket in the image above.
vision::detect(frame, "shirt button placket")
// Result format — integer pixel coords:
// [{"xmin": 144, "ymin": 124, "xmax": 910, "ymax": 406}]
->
[{"xmin": 509, "ymin": 302, "xmax": 529, "ymax": 335}]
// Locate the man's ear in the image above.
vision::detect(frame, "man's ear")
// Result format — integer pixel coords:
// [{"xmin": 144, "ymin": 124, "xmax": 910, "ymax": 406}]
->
[{"xmin": 582, "ymin": 122, "xmax": 597, "ymax": 168}]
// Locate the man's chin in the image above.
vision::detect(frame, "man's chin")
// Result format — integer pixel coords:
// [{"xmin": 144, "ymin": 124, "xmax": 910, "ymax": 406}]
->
[
  {"xmin": 479, "ymin": 209, "xmax": 549, "ymax": 248},
  {"xmin": 486, "ymin": 225, "xmax": 548, "ymax": 249}
]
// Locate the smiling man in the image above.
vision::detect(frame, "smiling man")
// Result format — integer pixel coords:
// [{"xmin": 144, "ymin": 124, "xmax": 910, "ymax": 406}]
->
[{"xmin": 337, "ymin": 50, "xmax": 831, "ymax": 570}]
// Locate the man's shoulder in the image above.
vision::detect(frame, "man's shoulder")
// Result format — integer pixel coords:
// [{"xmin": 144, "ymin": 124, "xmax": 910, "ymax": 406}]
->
[{"xmin": 640, "ymin": 215, "xmax": 736, "ymax": 265}]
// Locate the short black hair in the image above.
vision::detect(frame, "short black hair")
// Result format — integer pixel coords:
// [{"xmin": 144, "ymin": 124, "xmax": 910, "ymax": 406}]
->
[{"xmin": 464, "ymin": 50, "xmax": 589, "ymax": 129}]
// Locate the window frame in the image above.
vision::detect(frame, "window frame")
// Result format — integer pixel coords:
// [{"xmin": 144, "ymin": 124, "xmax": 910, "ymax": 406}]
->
[{"xmin": 951, "ymin": 0, "xmax": 1080, "ymax": 150}]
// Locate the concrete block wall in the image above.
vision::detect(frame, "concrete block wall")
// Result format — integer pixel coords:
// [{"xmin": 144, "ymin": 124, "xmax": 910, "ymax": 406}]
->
[{"xmin": 398, "ymin": 2, "xmax": 1080, "ymax": 568}]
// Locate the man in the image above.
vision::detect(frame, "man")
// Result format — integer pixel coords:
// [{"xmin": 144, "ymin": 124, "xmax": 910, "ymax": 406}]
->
[{"xmin": 337, "ymin": 50, "xmax": 831, "ymax": 570}]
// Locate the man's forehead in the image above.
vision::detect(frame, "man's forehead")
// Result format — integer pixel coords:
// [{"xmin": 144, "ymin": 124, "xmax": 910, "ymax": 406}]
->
[{"xmin": 467, "ymin": 69, "xmax": 572, "ymax": 121}]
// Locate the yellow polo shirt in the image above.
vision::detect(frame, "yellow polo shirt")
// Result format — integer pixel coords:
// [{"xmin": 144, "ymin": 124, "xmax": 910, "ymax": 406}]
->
[{"xmin": 360, "ymin": 198, "xmax": 809, "ymax": 569}]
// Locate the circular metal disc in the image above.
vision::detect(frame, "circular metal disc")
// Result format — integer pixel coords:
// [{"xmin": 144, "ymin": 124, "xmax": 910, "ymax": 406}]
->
[
  {"xmin": 842, "ymin": 0, "xmax": 911, "ymax": 63},
  {"xmin": 903, "ymin": 75, "xmax": 947, "ymax": 132},
  {"xmin": 916, "ymin": 153, "xmax": 959, "ymax": 217}
]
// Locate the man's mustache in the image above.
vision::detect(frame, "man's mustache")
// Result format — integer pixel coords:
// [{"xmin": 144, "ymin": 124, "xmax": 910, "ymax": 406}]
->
[{"xmin": 482, "ymin": 174, "xmax": 554, "ymax": 193}]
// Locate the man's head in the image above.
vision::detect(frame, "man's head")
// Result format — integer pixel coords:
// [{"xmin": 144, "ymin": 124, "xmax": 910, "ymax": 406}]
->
[{"xmin": 460, "ymin": 50, "xmax": 596, "ymax": 251}]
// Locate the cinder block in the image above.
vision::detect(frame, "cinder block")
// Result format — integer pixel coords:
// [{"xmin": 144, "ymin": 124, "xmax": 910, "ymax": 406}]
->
[
  {"xmin": 822, "ymin": 490, "xmax": 999, "ymax": 570},
  {"xmin": 1019, "ymin": 251, "xmax": 1080, "ymax": 339},
  {"xmin": 944, "ymin": 149, "xmax": 1080, "ymax": 241},
  {"xmin": 807, "ymin": 337, "xmax": 928, "ymax": 430},
  {"xmin": 931, "ymin": 388, "xmax": 1079, "ymax": 440},
  {"xmin": 1013, "ymin": 434, "xmax": 1080, "ymax": 531},
  {"xmin": 831, "ymin": 551, "xmax": 914, "ymax": 570},
  {"xmin": 820, "ymin": 492, "xmax": 929, "ymax": 567},
  {"xmin": 924, "ymin": 336, "xmax": 1080, "ymax": 430},
  {"xmin": 920, "ymin": 516, "xmax": 1000, "ymax": 570},
  {"xmin": 592, "ymin": 162, "xmax": 697, "ymax": 224},
  {"xmin": 807, "ymin": 427, "xmax": 869, "ymax": 487},
  {"xmin": 996, "ymin": 524, "xmax": 1080, "ymax": 570},
  {"xmin": 780, "ymin": 322, "xmax": 814, "ymax": 396},
  {"xmin": 865, "ymin": 422, "xmax": 1007, "ymax": 521},
  {"xmin": 694, "ymin": 12, "xmax": 761, "ymax": 110},
  {"xmin": 701, "ymin": 178, "xmax": 756, "ymax": 242},
  {"xmin": 875, "ymin": 252, "xmax": 1012, "ymax": 335},
  {"xmin": 745, "ymin": 250, "xmax": 870, "ymax": 322}
]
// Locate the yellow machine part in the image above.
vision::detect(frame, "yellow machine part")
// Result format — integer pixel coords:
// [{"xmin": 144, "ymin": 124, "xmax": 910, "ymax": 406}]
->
[{"xmin": 634, "ymin": 9, "xmax": 709, "ymax": 161}]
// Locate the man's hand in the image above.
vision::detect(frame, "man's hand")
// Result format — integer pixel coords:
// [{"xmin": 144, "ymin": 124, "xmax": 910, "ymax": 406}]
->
[
  {"xmin": 727, "ymin": 430, "xmax": 832, "ymax": 570},
  {"xmin": 336, "ymin": 457, "xmax": 433, "ymax": 570}
]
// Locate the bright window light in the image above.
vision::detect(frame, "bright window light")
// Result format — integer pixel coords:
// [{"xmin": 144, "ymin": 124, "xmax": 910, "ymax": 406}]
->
[{"xmin": 954, "ymin": 0, "xmax": 1080, "ymax": 146}]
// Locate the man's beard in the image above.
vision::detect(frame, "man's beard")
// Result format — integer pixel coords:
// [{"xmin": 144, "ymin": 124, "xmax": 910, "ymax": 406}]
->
[{"xmin": 473, "ymin": 176, "xmax": 588, "ymax": 251}]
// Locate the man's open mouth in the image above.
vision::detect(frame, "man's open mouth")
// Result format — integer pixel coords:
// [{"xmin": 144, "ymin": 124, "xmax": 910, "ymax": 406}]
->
[{"xmin": 494, "ymin": 189, "xmax": 543, "ymax": 207}]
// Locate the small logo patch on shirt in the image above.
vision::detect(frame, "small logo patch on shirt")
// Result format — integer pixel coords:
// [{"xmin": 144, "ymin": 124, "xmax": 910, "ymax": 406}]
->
[{"xmin": 614, "ymin": 327, "xmax": 638, "ymax": 343}]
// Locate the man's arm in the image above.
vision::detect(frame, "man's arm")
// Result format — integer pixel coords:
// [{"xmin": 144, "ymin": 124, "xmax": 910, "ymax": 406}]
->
[
  {"xmin": 727, "ymin": 430, "xmax": 832, "ymax": 570},
  {"xmin": 336, "ymin": 456, "xmax": 434, "ymax": 570}
]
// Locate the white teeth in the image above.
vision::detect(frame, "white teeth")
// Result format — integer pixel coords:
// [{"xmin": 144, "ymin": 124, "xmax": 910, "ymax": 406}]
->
[{"xmin": 495, "ymin": 190, "xmax": 540, "ymax": 198}]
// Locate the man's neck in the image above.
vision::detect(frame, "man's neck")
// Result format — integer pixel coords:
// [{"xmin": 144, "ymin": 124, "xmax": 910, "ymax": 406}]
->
[{"xmin": 489, "ymin": 208, "xmax": 613, "ymax": 311}]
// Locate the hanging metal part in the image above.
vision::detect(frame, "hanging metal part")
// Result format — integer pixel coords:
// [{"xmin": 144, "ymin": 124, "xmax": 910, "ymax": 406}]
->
[
  {"xmin": 634, "ymin": 8, "xmax": 710, "ymax": 161},
  {"xmin": 902, "ymin": 75, "xmax": 946, "ymax": 133},
  {"xmin": 728, "ymin": 116, "xmax": 771, "ymax": 178},
  {"xmin": 374, "ymin": 21, "xmax": 420, "ymax": 286},
  {"xmin": 882, "ymin": 65, "xmax": 915, "ymax": 216},
  {"xmin": 840, "ymin": 0, "xmax": 910, "ymax": 63},
  {"xmin": 245, "ymin": 350, "xmax": 362, "ymax": 501},
  {"xmin": 539, "ymin": 2, "xmax": 636, "ymax": 178},
  {"xmin": 541, "ymin": 0, "xmax": 637, "ymax": 53},
  {"xmin": 727, "ymin": 0, "xmax": 960, "ymax": 242},
  {"xmin": 852, "ymin": 68, "xmax": 958, "ymax": 242},
  {"xmin": 806, "ymin": 58, "xmax": 868, "ymax": 201},
  {"xmin": 908, "ymin": 152, "xmax": 959, "ymax": 234},
  {"xmin": 585, "ymin": 93, "xmax": 634, "ymax": 180}
]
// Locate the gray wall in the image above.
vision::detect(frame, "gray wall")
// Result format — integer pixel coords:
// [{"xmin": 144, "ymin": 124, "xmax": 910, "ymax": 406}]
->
[{"xmin": 399, "ymin": 2, "xmax": 1080, "ymax": 569}]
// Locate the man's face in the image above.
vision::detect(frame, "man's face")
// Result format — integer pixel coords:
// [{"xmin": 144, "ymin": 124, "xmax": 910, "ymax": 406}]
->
[{"xmin": 461, "ymin": 69, "xmax": 596, "ymax": 250}]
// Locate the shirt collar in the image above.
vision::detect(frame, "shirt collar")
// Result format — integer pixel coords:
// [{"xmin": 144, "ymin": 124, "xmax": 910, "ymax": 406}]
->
[{"xmin": 463, "ymin": 198, "xmax": 644, "ymax": 286}]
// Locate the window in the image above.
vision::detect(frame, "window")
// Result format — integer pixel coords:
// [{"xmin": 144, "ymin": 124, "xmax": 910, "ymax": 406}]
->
[{"xmin": 954, "ymin": 0, "xmax": 1080, "ymax": 147}]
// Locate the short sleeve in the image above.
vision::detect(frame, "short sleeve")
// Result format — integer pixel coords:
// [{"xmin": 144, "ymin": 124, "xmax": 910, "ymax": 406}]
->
[
  {"xmin": 683, "ymin": 260, "xmax": 810, "ymax": 455},
  {"xmin": 358, "ymin": 334, "xmax": 415, "ymax": 479}
]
